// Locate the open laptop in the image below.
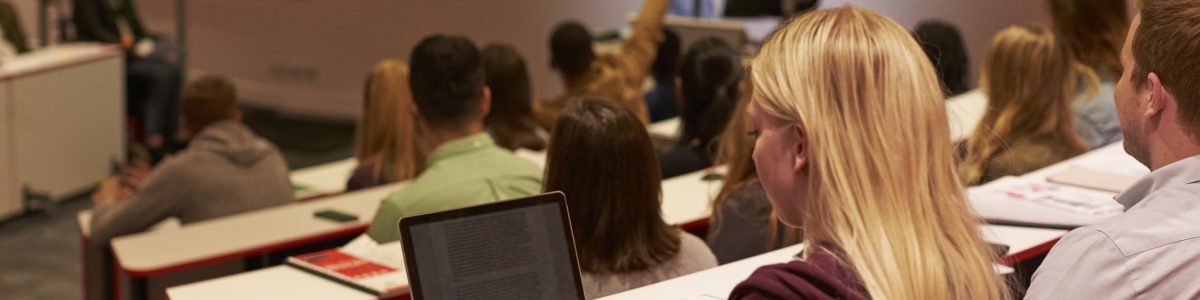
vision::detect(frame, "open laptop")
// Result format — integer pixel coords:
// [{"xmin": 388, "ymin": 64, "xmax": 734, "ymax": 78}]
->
[{"xmin": 398, "ymin": 192, "xmax": 585, "ymax": 300}]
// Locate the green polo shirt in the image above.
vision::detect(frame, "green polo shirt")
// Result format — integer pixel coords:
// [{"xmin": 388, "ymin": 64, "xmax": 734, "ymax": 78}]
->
[{"xmin": 365, "ymin": 133, "xmax": 543, "ymax": 243}]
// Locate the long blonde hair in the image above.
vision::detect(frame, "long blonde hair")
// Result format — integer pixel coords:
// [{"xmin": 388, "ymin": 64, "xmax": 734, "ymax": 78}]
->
[
  {"xmin": 960, "ymin": 25, "xmax": 1088, "ymax": 185},
  {"xmin": 712, "ymin": 73, "xmax": 803, "ymax": 249},
  {"xmin": 751, "ymin": 6, "xmax": 1008, "ymax": 299},
  {"xmin": 355, "ymin": 59, "xmax": 427, "ymax": 183}
]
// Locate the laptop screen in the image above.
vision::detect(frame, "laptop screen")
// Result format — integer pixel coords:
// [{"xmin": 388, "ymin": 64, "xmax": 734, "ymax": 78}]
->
[{"xmin": 400, "ymin": 192, "xmax": 584, "ymax": 300}]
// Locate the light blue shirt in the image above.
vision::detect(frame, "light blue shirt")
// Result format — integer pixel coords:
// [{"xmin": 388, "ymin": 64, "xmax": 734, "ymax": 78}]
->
[
  {"xmin": 1027, "ymin": 155, "xmax": 1200, "ymax": 299},
  {"xmin": 669, "ymin": 0, "xmax": 714, "ymax": 18}
]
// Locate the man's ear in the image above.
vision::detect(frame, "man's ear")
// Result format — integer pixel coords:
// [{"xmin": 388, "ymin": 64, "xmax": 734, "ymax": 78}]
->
[
  {"xmin": 792, "ymin": 124, "xmax": 807, "ymax": 173},
  {"xmin": 1145, "ymin": 72, "xmax": 1171, "ymax": 118},
  {"xmin": 480, "ymin": 87, "xmax": 492, "ymax": 117}
]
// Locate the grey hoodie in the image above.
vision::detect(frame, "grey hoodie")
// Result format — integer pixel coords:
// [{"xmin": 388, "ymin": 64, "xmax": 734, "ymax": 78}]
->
[{"xmin": 90, "ymin": 120, "xmax": 295, "ymax": 244}]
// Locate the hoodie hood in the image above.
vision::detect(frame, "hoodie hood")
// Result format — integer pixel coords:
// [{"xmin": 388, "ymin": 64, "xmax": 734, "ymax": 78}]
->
[{"xmin": 187, "ymin": 120, "xmax": 276, "ymax": 167}]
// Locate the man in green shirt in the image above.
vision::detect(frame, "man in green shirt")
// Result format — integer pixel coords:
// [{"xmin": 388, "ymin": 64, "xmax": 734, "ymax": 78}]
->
[{"xmin": 365, "ymin": 35, "xmax": 543, "ymax": 243}]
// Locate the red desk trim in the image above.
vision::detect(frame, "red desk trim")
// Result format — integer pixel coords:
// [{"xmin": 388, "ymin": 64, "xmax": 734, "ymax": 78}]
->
[{"xmin": 1001, "ymin": 237, "xmax": 1061, "ymax": 266}]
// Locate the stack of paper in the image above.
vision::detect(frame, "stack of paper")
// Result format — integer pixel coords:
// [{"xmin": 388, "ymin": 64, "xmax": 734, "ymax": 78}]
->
[{"xmin": 971, "ymin": 177, "xmax": 1125, "ymax": 216}]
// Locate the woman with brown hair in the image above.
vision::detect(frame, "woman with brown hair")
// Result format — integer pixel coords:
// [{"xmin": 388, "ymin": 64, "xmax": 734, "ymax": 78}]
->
[
  {"xmin": 346, "ymin": 59, "xmax": 428, "ymax": 191},
  {"xmin": 543, "ymin": 98, "xmax": 716, "ymax": 299},
  {"xmin": 1048, "ymin": 0, "xmax": 1128, "ymax": 148},
  {"xmin": 705, "ymin": 74, "xmax": 802, "ymax": 264},
  {"xmin": 959, "ymin": 25, "xmax": 1089, "ymax": 185},
  {"xmin": 481, "ymin": 43, "xmax": 548, "ymax": 151}
]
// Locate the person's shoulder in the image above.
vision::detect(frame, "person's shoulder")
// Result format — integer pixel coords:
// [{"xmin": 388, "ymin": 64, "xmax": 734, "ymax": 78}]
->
[
  {"xmin": 1088, "ymin": 191, "xmax": 1200, "ymax": 256},
  {"xmin": 676, "ymin": 232, "xmax": 717, "ymax": 266},
  {"xmin": 730, "ymin": 250, "xmax": 867, "ymax": 300}
]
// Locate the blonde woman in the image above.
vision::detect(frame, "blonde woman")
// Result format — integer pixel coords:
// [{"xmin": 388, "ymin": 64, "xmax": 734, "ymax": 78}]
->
[
  {"xmin": 959, "ymin": 25, "xmax": 1088, "ymax": 185},
  {"xmin": 706, "ymin": 76, "xmax": 803, "ymax": 264},
  {"xmin": 347, "ymin": 59, "xmax": 428, "ymax": 191},
  {"xmin": 730, "ymin": 6, "xmax": 1008, "ymax": 299}
]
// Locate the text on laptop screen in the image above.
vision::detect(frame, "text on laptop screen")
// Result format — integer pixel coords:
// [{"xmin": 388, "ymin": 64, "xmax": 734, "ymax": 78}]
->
[{"xmin": 407, "ymin": 201, "xmax": 580, "ymax": 299}]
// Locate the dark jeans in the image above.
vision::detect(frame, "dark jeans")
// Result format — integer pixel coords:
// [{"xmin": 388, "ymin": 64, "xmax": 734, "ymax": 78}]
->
[{"xmin": 126, "ymin": 57, "xmax": 180, "ymax": 142}]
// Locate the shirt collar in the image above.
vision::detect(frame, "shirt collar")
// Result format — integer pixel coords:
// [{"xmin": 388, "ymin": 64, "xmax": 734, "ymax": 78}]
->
[
  {"xmin": 1115, "ymin": 156, "xmax": 1200, "ymax": 209},
  {"xmin": 426, "ymin": 132, "xmax": 496, "ymax": 166}
]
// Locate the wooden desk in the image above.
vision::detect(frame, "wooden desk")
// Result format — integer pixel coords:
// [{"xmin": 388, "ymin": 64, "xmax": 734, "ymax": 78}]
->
[
  {"xmin": 0, "ymin": 43, "xmax": 124, "ymax": 220},
  {"xmin": 109, "ymin": 181, "xmax": 406, "ymax": 300},
  {"xmin": 602, "ymin": 224, "xmax": 1066, "ymax": 299},
  {"xmin": 290, "ymin": 158, "xmax": 357, "ymax": 199}
]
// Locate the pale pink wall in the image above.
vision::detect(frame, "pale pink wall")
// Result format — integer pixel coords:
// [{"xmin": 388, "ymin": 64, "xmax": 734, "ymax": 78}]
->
[
  {"xmin": 822, "ymin": 0, "xmax": 1053, "ymax": 90},
  {"xmin": 124, "ymin": 0, "xmax": 1109, "ymax": 120},
  {"xmin": 134, "ymin": 0, "xmax": 645, "ymax": 119}
]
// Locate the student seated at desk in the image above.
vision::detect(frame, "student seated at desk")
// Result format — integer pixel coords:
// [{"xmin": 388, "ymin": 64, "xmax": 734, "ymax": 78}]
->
[
  {"xmin": 347, "ymin": 59, "xmax": 428, "ymax": 191},
  {"xmin": 544, "ymin": 98, "xmax": 716, "ymax": 299},
  {"xmin": 660, "ymin": 37, "xmax": 741, "ymax": 178},
  {"xmin": 729, "ymin": 7, "xmax": 1008, "ymax": 299},
  {"xmin": 705, "ymin": 83, "xmax": 802, "ymax": 264},
  {"xmin": 75, "ymin": 0, "xmax": 184, "ymax": 163},
  {"xmin": 89, "ymin": 76, "xmax": 294, "ymax": 245},
  {"xmin": 534, "ymin": 0, "xmax": 668, "ymax": 130},
  {"xmin": 1028, "ymin": 2, "xmax": 1200, "ymax": 297},
  {"xmin": 480, "ymin": 43, "xmax": 547, "ymax": 152},
  {"xmin": 645, "ymin": 29, "xmax": 681, "ymax": 122},
  {"xmin": 364, "ymin": 35, "xmax": 542, "ymax": 243},
  {"xmin": 1048, "ymin": 0, "xmax": 1128, "ymax": 149},
  {"xmin": 958, "ymin": 25, "xmax": 1088, "ymax": 185},
  {"xmin": 913, "ymin": 20, "xmax": 970, "ymax": 97}
]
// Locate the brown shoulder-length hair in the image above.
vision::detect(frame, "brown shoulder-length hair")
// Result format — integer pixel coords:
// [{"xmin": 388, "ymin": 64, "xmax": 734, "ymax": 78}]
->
[
  {"xmin": 1048, "ymin": 0, "xmax": 1129, "ymax": 78},
  {"xmin": 960, "ymin": 25, "xmax": 1088, "ymax": 185},
  {"xmin": 481, "ymin": 43, "xmax": 547, "ymax": 151},
  {"xmin": 543, "ymin": 97, "xmax": 679, "ymax": 274},
  {"xmin": 711, "ymin": 72, "xmax": 802, "ymax": 249},
  {"xmin": 355, "ymin": 59, "xmax": 428, "ymax": 184}
]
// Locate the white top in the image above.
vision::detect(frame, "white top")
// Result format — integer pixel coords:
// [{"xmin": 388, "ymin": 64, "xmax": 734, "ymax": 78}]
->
[
  {"xmin": 166, "ymin": 265, "xmax": 376, "ymax": 300},
  {"xmin": 110, "ymin": 181, "xmax": 407, "ymax": 275},
  {"xmin": 602, "ymin": 224, "xmax": 1065, "ymax": 299},
  {"xmin": 290, "ymin": 158, "xmax": 358, "ymax": 199},
  {"xmin": 583, "ymin": 232, "xmax": 718, "ymax": 299}
]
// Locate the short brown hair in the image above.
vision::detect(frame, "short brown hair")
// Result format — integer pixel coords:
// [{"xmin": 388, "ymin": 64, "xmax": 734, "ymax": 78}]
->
[
  {"xmin": 1132, "ymin": 0, "xmax": 1200, "ymax": 135},
  {"xmin": 181, "ymin": 76, "xmax": 238, "ymax": 132},
  {"xmin": 542, "ymin": 97, "xmax": 679, "ymax": 273}
]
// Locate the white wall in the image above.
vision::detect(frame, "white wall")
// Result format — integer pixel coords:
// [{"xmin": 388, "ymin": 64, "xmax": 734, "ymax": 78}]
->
[{"xmin": 104, "ymin": 0, "xmax": 1057, "ymax": 119}]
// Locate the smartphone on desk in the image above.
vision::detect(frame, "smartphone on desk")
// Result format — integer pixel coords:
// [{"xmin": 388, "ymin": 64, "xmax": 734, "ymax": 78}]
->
[{"xmin": 314, "ymin": 209, "xmax": 358, "ymax": 223}]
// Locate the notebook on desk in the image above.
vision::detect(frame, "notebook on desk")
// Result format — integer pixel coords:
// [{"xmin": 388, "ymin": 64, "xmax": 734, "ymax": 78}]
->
[
  {"xmin": 1046, "ymin": 166, "xmax": 1142, "ymax": 193},
  {"xmin": 399, "ymin": 192, "xmax": 585, "ymax": 300}
]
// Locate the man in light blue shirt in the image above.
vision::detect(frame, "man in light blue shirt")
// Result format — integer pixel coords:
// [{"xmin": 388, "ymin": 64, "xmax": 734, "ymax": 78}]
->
[{"xmin": 1027, "ymin": 1, "xmax": 1200, "ymax": 298}]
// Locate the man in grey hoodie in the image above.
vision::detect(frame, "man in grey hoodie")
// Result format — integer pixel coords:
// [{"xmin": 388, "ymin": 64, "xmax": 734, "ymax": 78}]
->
[{"xmin": 89, "ymin": 76, "xmax": 294, "ymax": 245}]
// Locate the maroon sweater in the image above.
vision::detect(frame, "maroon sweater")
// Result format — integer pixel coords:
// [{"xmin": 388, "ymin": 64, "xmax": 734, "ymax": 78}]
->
[{"xmin": 729, "ymin": 249, "xmax": 868, "ymax": 300}]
